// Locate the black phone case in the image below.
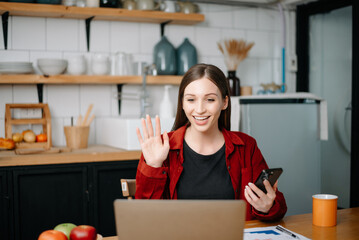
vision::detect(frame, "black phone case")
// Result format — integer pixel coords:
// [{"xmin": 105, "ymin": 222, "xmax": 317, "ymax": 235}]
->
[{"xmin": 254, "ymin": 168, "xmax": 283, "ymax": 194}]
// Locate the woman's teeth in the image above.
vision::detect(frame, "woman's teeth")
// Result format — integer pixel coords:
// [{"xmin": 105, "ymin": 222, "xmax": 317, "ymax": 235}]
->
[{"xmin": 194, "ymin": 116, "xmax": 209, "ymax": 120}]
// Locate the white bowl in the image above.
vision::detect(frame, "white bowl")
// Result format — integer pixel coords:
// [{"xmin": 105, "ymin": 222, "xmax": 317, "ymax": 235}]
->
[{"xmin": 37, "ymin": 59, "xmax": 68, "ymax": 75}]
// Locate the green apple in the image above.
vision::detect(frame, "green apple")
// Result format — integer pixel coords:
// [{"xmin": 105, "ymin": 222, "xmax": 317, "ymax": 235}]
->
[{"xmin": 54, "ymin": 223, "xmax": 77, "ymax": 240}]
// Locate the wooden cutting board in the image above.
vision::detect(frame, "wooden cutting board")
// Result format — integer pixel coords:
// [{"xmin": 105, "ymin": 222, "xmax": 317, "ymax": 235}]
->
[{"xmin": 15, "ymin": 147, "xmax": 71, "ymax": 155}]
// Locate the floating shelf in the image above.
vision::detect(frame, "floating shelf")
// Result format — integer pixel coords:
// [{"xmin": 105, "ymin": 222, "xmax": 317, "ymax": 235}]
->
[
  {"xmin": 0, "ymin": 2, "xmax": 204, "ymax": 25},
  {"xmin": 0, "ymin": 74, "xmax": 182, "ymax": 85}
]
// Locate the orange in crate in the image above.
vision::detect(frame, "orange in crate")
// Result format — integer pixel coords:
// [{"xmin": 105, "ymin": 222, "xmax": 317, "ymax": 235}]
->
[{"xmin": 5, "ymin": 103, "xmax": 52, "ymax": 150}]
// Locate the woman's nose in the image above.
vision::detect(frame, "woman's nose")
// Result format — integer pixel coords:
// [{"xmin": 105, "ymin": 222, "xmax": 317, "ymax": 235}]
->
[{"xmin": 195, "ymin": 101, "xmax": 205, "ymax": 113}]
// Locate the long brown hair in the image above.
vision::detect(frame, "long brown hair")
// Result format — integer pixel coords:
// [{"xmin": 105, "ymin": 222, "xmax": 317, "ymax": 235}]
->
[{"xmin": 172, "ymin": 63, "xmax": 231, "ymax": 131}]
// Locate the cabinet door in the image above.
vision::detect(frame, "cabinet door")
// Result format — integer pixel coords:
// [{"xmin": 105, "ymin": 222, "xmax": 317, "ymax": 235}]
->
[
  {"xmin": 0, "ymin": 170, "xmax": 10, "ymax": 240},
  {"xmin": 91, "ymin": 160, "xmax": 138, "ymax": 237},
  {"xmin": 12, "ymin": 165, "xmax": 88, "ymax": 240}
]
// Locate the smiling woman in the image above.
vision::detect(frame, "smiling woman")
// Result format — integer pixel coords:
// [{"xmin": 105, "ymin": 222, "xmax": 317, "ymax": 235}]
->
[{"xmin": 134, "ymin": 64, "xmax": 287, "ymax": 221}]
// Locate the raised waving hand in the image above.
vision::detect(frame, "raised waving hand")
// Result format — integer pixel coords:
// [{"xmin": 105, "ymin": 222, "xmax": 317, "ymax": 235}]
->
[{"xmin": 136, "ymin": 115, "xmax": 170, "ymax": 168}]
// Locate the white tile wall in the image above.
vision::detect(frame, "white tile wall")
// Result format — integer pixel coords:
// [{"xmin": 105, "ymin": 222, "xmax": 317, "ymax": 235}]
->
[
  {"xmin": 0, "ymin": 3, "xmax": 296, "ymax": 146},
  {"xmin": 12, "ymin": 17, "xmax": 46, "ymax": 50},
  {"xmin": 46, "ymin": 18, "xmax": 79, "ymax": 51},
  {"xmin": 233, "ymin": 7, "xmax": 257, "ymax": 30},
  {"xmin": 110, "ymin": 22, "xmax": 140, "ymax": 53}
]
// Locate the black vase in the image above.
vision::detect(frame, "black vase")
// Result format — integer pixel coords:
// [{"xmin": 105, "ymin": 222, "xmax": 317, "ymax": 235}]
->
[{"xmin": 227, "ymin": 71, "xmax": 240, "ymax": 96}]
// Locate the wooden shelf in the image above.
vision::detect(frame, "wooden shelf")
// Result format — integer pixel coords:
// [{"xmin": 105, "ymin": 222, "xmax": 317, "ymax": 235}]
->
[
  {"xmin": 0, "ymin": 2, "xmax": 204, "ymax": 25},
  {"xmin": 0, "ymin": 74, "xmax": 182, "ymax": 85}
]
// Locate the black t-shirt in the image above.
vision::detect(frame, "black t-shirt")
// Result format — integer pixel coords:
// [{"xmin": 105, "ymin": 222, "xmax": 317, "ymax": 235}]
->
[{"xmin": 177, "ymin": 140, "xmax": 235, "ymax": 199}]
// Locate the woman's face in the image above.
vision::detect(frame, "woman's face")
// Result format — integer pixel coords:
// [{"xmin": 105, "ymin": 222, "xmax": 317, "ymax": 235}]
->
[{"xmin": 182, "ymin": 77, "xmax": 228, "ymax": 134}]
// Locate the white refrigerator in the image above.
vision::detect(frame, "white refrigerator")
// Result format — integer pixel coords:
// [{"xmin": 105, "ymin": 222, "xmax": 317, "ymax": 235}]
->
[{"xmin": 231, "ymin": 93, "xmax": 328, "ymax": 216}]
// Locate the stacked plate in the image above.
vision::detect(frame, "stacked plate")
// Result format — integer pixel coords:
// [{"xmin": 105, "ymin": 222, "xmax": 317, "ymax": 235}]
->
[{"xmin": 0, "ymin": 62, "xmax": 34, "ymax": 74}]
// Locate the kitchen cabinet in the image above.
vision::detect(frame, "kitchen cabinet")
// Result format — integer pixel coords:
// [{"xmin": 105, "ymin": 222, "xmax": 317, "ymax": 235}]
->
[
  {"xmin": 91, "ymin": 161, "xmax": 138, "ymax": 236},
  {"xmin": 12, "ymin": 165, "xmax": 88, "ymax": 240},
  {"xmin": 1, "ymin": 159, "xmax": 138, "ymax": 240},
  {"xmin": 0, "ymin": 170, "xmax": 10, "ymax": 240}
]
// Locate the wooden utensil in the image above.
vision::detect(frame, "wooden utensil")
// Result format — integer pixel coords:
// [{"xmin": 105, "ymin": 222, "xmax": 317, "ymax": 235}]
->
[
  {"xmin": 82, "ymin": 104, "xmax": 93, "ymax": 126},
  {"xmin": 86, "ymin": 114, "xmax": 95, "ymax": 126},
  {"xmin": 76, "ymin": 115, "xmax": 83, "ymax": 126}
]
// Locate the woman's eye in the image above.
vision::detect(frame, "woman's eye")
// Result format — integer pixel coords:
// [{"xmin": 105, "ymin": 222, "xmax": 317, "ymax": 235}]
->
[
  {"xmin": 186, "ymin": 98, "xmax": 194, "ymax": 102},
  {"xmin": 207, "ymin": 98, "xmax": 215, "ymax": 102}
]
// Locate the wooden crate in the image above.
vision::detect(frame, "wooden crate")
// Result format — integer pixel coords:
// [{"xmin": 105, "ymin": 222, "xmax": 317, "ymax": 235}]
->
[{"xmin": 5, "ymin": 103, "xmax": 52, "ymax": 149}]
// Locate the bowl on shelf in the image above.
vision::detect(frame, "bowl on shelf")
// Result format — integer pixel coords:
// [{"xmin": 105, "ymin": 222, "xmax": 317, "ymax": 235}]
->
[{"xmin": 37, "ymin": 58, "xmax": 68, "ymax": 75}]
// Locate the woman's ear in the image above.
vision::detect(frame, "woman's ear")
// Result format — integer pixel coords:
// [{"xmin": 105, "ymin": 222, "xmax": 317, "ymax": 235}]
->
[{"xmin": 222, "ymin": 96, "xmax": 229, "ymax": 110}]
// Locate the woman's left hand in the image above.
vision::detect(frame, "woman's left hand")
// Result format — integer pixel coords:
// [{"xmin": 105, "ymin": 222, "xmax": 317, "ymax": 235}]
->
[{"xmin": 244, "ymin": 180, "xmax": 277, "ymax": 213}]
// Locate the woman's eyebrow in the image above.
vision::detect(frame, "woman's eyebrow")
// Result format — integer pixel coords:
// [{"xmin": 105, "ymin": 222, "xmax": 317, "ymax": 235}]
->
[{"xmin": 184, "ymin": 93, "xmax": 218, "ymax": 97}]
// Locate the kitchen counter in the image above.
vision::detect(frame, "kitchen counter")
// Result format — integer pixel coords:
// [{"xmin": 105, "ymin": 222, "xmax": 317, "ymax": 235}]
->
[{"xmin": 0, "ymin": 145, "xmax": 141, "ymax": 167}]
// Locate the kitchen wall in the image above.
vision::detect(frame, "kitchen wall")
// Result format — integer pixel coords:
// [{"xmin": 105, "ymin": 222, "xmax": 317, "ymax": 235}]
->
[{"xmin": 0, "ymin": 3, "xmax": 296, "ymax": 146}]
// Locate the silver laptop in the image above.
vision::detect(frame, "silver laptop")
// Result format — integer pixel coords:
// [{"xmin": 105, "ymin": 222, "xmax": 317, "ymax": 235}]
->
[{"xmin": 113, "ymin": 199, "xmax": 246, "ymax": 240}]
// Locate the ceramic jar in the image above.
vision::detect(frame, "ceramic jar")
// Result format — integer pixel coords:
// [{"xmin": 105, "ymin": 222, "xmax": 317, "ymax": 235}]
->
[
  {"xmin": 67, "ymin": 55, "xmax": 86, "ymax": 75},
  {"xmin": 91, "ymin": 54, "xmax": 109, "ymax": 75},
  {"xmin": 176, "ymin": 1, "xmax": 199, "ymax": 14},
  {"xmin": 136, "ymin": 0, "xmax": 160, "ymax": 10},
  {"xmin": 160, "ymin": 0, "xmax": 176, "ymax": 12},
  {"xmin": 176, "ymin": 38, "xmax": 197, "ymax": 75},
  {"xmin": 122, "ymin": 0, "xmax": 136, "ymax": 9},
  {"xmin": 153, "ymin": 36, "xmax": 177, "ymax": 75}
]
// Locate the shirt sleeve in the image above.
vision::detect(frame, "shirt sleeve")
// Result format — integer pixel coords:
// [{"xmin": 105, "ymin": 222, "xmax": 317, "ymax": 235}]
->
[{"xmin": 135, "ymin": 154, "xmax": 169, "ymax": 199}]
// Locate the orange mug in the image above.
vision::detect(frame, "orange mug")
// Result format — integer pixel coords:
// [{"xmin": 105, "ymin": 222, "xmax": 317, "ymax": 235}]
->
[{"xmin": 312, "ymin": 194, "xmax": 338, "ymax": 227}]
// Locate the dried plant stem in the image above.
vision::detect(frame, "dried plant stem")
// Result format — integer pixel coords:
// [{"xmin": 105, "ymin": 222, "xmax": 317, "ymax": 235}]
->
[{"xmin": 217, "ymin": 39, "xmax": 254, "ymax": 71}]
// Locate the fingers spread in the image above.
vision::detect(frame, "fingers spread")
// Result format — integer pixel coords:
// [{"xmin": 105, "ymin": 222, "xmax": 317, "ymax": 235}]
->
[
  {"xmin": 155, "ymin": 115, "xmax": 161, "ymax": 137},
  {"xmin": 146, "ymin": 114, "xmax": 154, "ymax": 137},
  {"xmin": 136, "ymin": 127, "xmax": 143, "ymax": 145},
  {"xmin": 141, "ymin": 118, "xmax": 149, "ymax": 139}
]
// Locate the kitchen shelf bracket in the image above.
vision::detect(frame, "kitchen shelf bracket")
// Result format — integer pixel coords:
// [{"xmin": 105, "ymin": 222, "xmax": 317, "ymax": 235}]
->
[
  {"xmin": 85, "ymin": 16, "xmax": 95, "ymax": 52},
  {"xmin": 117, "ymin": 84, "xmax": 123, "ymax": 115},
  {"xmin": 160, "ymin": 20, "xmax": 172, "ymax": 37},
  {"xmin": 1, "ymin": 11, "xmax": 9, "ymax": 50},
  {"xmin": 37, "ymin": 83, "xmax": 44, "ymax": 103}
]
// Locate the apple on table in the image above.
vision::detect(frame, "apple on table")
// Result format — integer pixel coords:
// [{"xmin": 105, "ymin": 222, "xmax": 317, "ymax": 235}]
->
[
  {"xmin": 70, "ymin": 225, "xmax": 97, "ymax": 240},
  {"xmin": 38, "ymin": 230, "xmax": 67, "ymax": 240},
  {"xmin": 54, "ymin": 223, "xmax": 77, "ymax": 240}
]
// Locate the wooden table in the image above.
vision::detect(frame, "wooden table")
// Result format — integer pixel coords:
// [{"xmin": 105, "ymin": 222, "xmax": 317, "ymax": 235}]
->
[{"xmin": 103, "ymin": 207, "xmax": 359, "ymax": 240}]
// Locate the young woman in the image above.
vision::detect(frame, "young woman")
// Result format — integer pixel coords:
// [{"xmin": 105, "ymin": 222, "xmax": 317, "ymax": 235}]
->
[{"xmin": 135, "ymin": 64, "xmax": 287, "ymax": 221}]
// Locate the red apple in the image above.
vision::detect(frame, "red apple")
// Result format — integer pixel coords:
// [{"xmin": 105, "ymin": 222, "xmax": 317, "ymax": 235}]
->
[{"xmin": 70, "ymin": 225, "xmax": 97, "ymax": 240}]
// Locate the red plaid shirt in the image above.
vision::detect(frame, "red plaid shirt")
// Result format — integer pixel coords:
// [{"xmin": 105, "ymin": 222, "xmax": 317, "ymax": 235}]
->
[{"xmin": 135, "ymin": 125, "xmax": 287, "ymax": 221}]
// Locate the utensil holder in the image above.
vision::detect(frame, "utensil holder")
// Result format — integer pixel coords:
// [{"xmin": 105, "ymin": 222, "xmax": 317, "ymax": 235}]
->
[{"xmin": 64, "ymin": 126, "xmax": 89, "ymax": 149}]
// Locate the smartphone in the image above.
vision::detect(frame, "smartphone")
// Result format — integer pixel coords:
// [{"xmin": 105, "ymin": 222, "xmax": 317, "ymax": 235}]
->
[{"xmin": 254, "ymin": 168, "xmax": 283, "ymax": 194}]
